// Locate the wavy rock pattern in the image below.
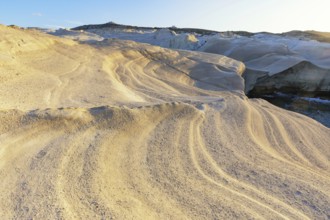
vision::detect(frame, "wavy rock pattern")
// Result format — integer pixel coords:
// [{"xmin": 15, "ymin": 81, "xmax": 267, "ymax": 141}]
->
[{"xmin": 0, "ymin": 25, "xmax": 330, "ymax": 219}]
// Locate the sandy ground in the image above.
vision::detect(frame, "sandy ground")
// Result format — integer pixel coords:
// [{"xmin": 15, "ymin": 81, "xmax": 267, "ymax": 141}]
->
[{"xmin": 0, "ymin": 25, "xmax": 330, "ymax": 219}]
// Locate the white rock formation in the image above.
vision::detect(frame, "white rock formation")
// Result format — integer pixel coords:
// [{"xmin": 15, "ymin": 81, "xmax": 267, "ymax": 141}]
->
[
  {"xmin": 52, "ymin": 26, "xmax": 330, "ymax": 96},
  {"xmin": 200, "ymin": 34, "xmax": 330, "ymax": 95}
]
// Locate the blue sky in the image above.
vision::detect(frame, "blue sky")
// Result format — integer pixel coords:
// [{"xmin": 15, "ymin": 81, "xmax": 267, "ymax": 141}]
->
[{"xmin": 1, "ymin": 0, "xmax": 330, "ymax": 33}]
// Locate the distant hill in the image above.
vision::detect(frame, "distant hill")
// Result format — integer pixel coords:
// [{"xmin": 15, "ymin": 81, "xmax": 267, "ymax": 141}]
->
[
  {"xmin": 73, "ymin": 22, "xmax": 330, "ymax": 42},
  {"xmin": 72, "ymin": 21, "xmax": 227, "ymax": 36},
  {"xmin": 282, "ymin": 30, "xmax": 330, "ymax": 43}
]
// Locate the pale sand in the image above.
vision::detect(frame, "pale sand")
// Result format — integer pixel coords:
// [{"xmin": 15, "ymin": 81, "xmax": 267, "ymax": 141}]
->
[{"xmin": 0, "ymin": 25, "xmax": 329, "ymax": 219}]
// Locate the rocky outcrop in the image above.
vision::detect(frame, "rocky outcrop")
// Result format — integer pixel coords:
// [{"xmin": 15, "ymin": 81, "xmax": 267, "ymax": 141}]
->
[
  {"xmin": 198, "ymin": 34, "xmax": 330, "ymax": 98},
  {"xmin": 249, "ymin": 61, "xmax": 330, "ymax": 98}
]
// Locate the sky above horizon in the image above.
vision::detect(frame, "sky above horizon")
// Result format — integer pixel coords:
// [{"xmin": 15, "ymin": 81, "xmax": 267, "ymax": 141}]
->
[{"xmin": 1, "ymin": 0, "xmax": 330, "ymax": 33}]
